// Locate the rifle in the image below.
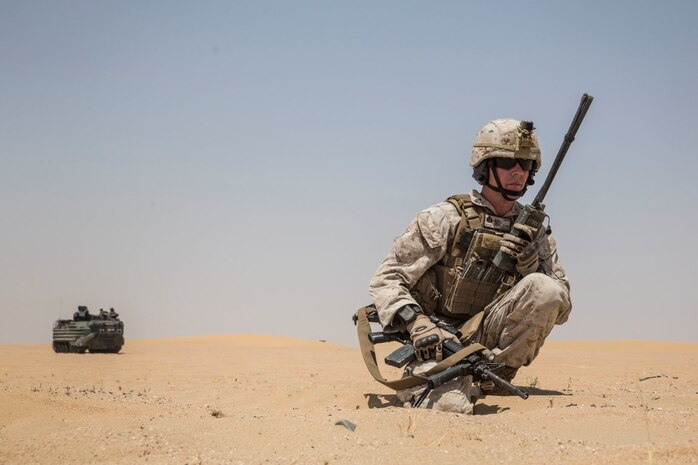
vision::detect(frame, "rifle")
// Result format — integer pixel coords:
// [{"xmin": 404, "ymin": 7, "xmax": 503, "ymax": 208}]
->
[
  {"xmin": 363, "ymin": 312, "xmax": 529, "ymax": 407},
  {"xmin": 492, "ymin": 93, "xmax": 594, "ymax": 273}
]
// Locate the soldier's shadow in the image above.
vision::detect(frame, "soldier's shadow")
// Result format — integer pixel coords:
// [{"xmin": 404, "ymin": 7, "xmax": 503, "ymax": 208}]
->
[
  {"xmin": 475, "ymin": 387, "xmax": 571, "ymax": 415},
  {"xmin": 364, "ymin": 394, "xmax": 512, "ymax": 415},
  {"xmin": 523, "ymin": 387, "xmax": 571, "ymax": 396},
  {"xmin": 474, "ymin": 403, "xmax": 508, "ymax": 415},
  {"xmin": 364, "ymin": 393, "xmax": 401, "ymax": 409},
  {"xmin": 363, "ymin": 387, "xmax": 570, "ymax": 411}
]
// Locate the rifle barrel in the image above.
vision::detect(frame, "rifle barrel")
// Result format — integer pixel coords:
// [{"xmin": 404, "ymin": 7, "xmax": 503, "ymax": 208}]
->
[
  {"xmin": 482, "ymin": 368, "xmax": 530, "ymax": 399},
  {"xmin": 532, "ymin": 93, "xmax": 594, "ymax": 209}
]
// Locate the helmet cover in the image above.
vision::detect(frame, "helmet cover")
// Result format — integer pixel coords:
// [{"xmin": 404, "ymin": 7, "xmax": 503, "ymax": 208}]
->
[{"xmin": 469, "ymin": 118, "xmax": 541, "ymax": 172}]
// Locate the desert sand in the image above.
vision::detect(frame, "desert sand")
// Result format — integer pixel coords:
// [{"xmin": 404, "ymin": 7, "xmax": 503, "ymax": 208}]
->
[{"xmin": 1, "ymin": 335, "xmax": 696, "ymax": 465}]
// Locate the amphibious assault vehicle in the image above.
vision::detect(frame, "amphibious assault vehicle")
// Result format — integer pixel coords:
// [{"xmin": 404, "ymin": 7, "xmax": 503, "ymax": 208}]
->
[{"xmin": 52, "ymin": 306, "xmax": 124, "ymax": 353}]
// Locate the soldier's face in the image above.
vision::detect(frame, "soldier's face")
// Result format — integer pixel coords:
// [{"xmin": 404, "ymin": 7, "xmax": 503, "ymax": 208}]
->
[{"xmin": 489, "ymin": 159, "xmax": 530, "ymax": 192}]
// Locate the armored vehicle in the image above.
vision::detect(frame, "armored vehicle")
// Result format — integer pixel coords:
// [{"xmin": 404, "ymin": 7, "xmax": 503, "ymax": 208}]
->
[{"xmin": 52, "ymin": 306, "xmax": 124, "ymax": 353}]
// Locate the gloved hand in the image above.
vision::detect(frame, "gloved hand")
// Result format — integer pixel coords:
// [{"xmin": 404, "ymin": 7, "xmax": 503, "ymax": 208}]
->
[
  {"xmin": 500, "ymin": 223, "xmax": 539, "ymax": 276},
  {"xmin": 407, "ymin": 314, "xmax": 446, "ymax": 362}
]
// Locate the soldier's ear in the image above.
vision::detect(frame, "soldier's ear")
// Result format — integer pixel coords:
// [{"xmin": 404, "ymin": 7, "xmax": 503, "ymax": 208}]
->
[
  {"xmin": 473, "ymin": 160, "xmax": 490, "ymax": 184},
  {"xmin": 526, "ymin": 162, "xmax": 537, "ymax": 186}
]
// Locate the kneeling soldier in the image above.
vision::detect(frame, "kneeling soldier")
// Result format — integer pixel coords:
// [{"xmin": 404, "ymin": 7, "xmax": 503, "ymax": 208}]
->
[{"xmin": 369, "ymin": 119, "xmax": 571, "ymax": 413}]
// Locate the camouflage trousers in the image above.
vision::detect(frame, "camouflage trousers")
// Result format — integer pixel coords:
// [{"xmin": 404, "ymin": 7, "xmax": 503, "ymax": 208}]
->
[{"xmin": 398, "ymin": 273, "xmax": 571, "ymax": 413}]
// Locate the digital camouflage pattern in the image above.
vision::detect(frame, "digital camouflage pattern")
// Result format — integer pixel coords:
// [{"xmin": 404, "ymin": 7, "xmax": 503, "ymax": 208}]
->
[
  {"xmin": 470, "ymin": 118, "xmax": 542, "ymax": 170},
  {"xmin": 369, "ymin": 189, "xmax": 568, "ymax": 329},
  {"xmin": 369, "ymin": 189, "xmax": 571, "ymax": 412},
  {"xmin": 395, "ymin": 272, "xmax": 570, "ymax": 413}
]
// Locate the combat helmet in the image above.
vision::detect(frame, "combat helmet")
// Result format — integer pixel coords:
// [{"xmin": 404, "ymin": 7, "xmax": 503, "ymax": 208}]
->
[{"xmin": 470, "ymin": 118, "xmax": 541, "ymax": 199}]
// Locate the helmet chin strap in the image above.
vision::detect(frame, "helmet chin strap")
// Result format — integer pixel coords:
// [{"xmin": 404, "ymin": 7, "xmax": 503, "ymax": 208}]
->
[{"xmin": 487, "ymin": 167, "xmax": 529, "ymax": 201}]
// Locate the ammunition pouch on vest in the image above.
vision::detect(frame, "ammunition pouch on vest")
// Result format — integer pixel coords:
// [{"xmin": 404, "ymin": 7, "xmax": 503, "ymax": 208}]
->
[{"xmin": 410, "ymin": 195, "xmax": 517, "ymax": 321}]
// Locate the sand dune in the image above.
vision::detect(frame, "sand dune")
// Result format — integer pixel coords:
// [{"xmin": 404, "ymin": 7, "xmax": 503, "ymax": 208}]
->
[{"xmin": 1, "ymin": 336, "xmax": 696, "ymax": 465}]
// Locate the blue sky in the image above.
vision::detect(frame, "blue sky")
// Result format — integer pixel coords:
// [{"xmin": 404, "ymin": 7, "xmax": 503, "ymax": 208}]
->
[{"xmin": 1, "ymin": 1, "xmax": 697, "ymax": 344}]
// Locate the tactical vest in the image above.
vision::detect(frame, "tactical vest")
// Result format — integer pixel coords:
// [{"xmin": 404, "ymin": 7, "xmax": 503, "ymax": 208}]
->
[{"xmin": 410, "ymin": 194, "xmax": 518, "ymax": 321}]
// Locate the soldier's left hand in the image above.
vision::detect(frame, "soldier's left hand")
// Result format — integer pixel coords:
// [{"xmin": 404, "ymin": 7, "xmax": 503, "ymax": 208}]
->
[{"xmin": 500, "ymin": 223, "xmax": 539, "ymax": 276}]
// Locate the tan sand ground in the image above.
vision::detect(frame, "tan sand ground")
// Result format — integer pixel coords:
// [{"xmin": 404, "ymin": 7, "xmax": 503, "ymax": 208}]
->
[{"xmin": 1, "ymin": 335, "xmax": 696, "ymax": 465}]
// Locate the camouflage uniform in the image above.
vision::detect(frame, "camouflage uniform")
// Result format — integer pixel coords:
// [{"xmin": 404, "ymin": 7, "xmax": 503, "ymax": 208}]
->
[{"xmin": 369, "ymin": 189, "xmax": 571, "ymax": 412}]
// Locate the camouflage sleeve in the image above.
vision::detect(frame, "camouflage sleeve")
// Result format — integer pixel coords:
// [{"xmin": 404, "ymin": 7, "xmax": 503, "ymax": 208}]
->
[
  {"xmin": 538, "ymin": 233, "xmax": 572, "ymax": 324},
  {"xmin": 368, "ymin": 203, "xmax": 459, "ymax": 330}
]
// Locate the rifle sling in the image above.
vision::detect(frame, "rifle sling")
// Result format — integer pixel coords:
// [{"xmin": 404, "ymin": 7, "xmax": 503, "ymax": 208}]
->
[{"xmin": 355, "ymin": 306, "xmax": 486, "ymax": 391}]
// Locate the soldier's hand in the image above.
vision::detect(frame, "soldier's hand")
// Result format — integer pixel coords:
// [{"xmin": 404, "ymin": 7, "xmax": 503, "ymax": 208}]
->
[
  {"xmin": 407, "ymin": 315, "xmax": 446, "ymax": 362},
  {"xmin": 500, "ymin": 223, "xmax": 540, "ymax": 276}
]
